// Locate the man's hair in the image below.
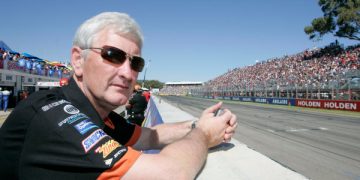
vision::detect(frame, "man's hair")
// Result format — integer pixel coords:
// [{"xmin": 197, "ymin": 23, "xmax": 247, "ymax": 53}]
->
[{"xmin": 73, "ymin": 12, "xmax": 143, "ymax": 51}]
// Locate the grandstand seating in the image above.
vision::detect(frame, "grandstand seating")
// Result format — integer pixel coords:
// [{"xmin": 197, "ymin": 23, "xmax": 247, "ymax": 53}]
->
[{"xmin": 160, "ymin": 43, "xmax": 360, "ymax": 100}]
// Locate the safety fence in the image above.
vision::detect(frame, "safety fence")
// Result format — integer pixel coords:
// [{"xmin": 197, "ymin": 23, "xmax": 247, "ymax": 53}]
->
[
  {"xmin": 143, "ymin": 96, "xmax": 164, "ymax": 127},
  {"xmin": 192, "ymin": 95, "xmax": 360, "ymax": 112},
  {"xmin": 142, "ymin": 97, "xmax": 164, "ymax": 154}
]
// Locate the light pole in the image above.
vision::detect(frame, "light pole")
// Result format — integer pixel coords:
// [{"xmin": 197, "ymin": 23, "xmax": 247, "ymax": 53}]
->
[{"xmin": 142, "ymin": 59, "xmax": 151, "ymax": 88}]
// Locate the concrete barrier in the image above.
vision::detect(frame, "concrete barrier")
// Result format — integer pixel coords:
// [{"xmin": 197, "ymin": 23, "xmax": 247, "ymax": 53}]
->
[{"xmin": 152, "ymin": 95, "xmax": 308, "ymax": 180}]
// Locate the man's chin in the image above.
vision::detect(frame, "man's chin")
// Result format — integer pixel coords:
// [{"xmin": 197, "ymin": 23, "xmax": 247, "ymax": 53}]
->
[{"xmin": 109, "ymin": 97, "xmax": 128, "ymax": 106}]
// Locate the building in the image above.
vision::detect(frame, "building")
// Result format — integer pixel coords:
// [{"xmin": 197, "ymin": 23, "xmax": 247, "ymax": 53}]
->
[{"xmin": 160, "ymin": 81, "xmax": 203, "ymax": 96}]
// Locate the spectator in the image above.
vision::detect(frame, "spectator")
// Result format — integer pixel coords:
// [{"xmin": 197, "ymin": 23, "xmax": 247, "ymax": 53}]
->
[
  {"xmin": 0, "ymin": 12, "xmax": 237, "ymax": 179},
  {"xmin": 0, "ymin": 88, "xmax": 2, "ymax": 110},
  {"xmin": 142, "ymin": 88, "xmax": 151, "ymax": 102},
  {"xmin": 126, "ymin": 84, "xmax": 148, "ymax": 126},
  {"xmin": 2, "ymin": 88, "xmax": 11, "ymax": 112}
]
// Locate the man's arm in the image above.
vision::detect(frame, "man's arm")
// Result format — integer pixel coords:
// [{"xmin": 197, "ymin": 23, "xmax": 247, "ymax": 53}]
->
[
  {"xmin": 133, "ymin": 103, "xmax": 238, "ymax": 150},
  {"xmin": 124, "ymin": 128, "xmax": 209, "ymax": 179},
  {"xmin": 123, "ymin": 102, "xmax": 237, "ymax": 179},
  {"xmin": 132, "ymin": 120, "xmax": 195, "ymax": 150}
]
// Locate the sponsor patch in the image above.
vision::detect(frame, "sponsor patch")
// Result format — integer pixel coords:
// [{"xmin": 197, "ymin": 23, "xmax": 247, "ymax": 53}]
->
[
  {"xmin": 113, "ymin": 148, "xmax": 127, "ymax": 159},
  {"xmin": 82, "ymin": 129, "xmax": 108, "ymax": 152},
  {"xmin": 95, "ymin": 140, "xmax": 121, "ymax": 158},
  {"xmin": 42, "ymin": 99, "xmax": 69, "ymax": 112},
  {"xmin": 74, "ymin": 119, "xmax": 98, "ymax": 135},
  {"xmin": 104, "ymin": 158, "xmax": 113, "ymax": 166},
  {"xmin": 64, "ymin": 104, "xmax": 80, "ymax": 114},
  {"xmin": 58, "ymin": 113, "xmax": 88, "ymax": 127}
]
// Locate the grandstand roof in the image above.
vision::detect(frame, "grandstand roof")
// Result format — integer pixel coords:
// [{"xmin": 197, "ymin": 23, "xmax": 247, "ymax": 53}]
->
[{"xmin": 165, "ymin": 81, "xmax": 203, "ymax": 85}]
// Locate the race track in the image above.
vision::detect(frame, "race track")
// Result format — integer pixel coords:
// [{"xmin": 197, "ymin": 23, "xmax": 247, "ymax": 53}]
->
[{"xmin": 160, "ymin": 95, "xmax": 360, "ymax": 180}]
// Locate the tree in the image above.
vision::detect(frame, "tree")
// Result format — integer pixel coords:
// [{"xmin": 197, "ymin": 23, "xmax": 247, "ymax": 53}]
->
[
  {"xmin": 137, "ymin": 80, "xmax": 164, "ymax": 89},
  {"xmin": 304, "ymin": 0, "xmax": 360, "ymax": 41}
]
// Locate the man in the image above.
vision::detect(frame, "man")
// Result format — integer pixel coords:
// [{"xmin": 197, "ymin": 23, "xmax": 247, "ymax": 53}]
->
[
  {"xmin": 0, "ymin": 12, "xmax": 237, "ymax": 179},
  {"xmin": 0, "ymin": 87, "xmax": 2, "ymax": 110},
  {"xmin": 1, "ymin": 88, "xmax": 11, "ymax": 112},
  {"xmin": 142, "ymin": 88, "xmax": 151, "ymax": 102},
  {"xmin": 126, "ymin": 84, "xmax": 148, "ymax": 126}
]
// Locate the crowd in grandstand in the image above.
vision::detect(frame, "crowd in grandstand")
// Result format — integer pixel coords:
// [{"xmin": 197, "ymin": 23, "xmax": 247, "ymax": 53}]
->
[
  {"xmin": 160, "ymin": 85, "xmax": 202, "ymax": 96},
  {"xmin": 0, "ymin": 46, "xmax": 71, "ymax": 78},
  {"xmin": 206, "ymin": 43, "xmax": 359, "ymax": 91},
  {"xmin": 161, "ymin": 43, "xmax": 360, "ymax": 100}
]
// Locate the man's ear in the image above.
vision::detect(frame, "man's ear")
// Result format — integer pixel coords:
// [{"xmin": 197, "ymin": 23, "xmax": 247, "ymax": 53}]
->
[{"xmin": 71, "ymin": 46, "xmax": 84, "ymax": 77}]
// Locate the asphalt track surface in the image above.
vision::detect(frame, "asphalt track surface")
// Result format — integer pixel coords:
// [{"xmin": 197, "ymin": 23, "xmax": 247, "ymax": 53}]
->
[{"xmin": 160, "ymin": 96, "xmax": 360, "ymax": 180}]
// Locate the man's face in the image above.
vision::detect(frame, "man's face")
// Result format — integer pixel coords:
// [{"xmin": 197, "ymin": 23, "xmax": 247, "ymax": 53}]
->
[{"xmin": 78, "ymin": 29, "xmax": 141, "ymax": 109}]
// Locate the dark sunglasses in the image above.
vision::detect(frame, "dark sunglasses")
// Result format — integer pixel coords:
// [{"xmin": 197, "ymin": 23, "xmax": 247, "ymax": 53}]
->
[{"xmin": 83, "ymin": 45, "xmax": 145, "ymax": 72}]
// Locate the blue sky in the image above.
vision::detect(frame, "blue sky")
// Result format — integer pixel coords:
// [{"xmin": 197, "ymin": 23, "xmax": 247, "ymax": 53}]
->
[{"xmin": 1, "ymin": 0, "xmax": 358, "ymax": 83}]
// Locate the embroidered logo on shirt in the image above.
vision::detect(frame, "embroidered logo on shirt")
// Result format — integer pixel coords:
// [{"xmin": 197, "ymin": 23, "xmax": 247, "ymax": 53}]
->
[
  {"xmin": 113, "ymin": 148, "xmax": 127, "ymax": 159},
  {"xmin": 82, "ymin": 129, "xmax": 108, "ymax": 152},
  {"xmin": 42, "ymin": 99, "xmax": 69, "ymax": 112},
  {"xmin": 103, "ymin": 148, "xmax": 127, "ymax": 166},
  {"xmin": 95, "ymin": 140, "xmax": 121, "ymax": 158},
  {"xmin": 64, "ymin": 104, "xmax": 80, "ymax": 114},
  {"xmin": 104, "ymin": 158, "xmax": 113, "ymax": 166},
  {"xmin": 74, "ymin": 119, "xmax": 98, "ymax": 135},
  {"xmin": 58, "ymin": 113, "xmax": 88, "ymax": 127}
]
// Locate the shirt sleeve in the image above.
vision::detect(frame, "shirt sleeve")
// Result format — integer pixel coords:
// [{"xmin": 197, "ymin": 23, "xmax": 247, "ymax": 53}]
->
[
  {"xmin": 104, "ymin": 111, "xmax": 142, "ymax": 146},
  {"xmin": 97, "ymin": 147, "xmax": 141, "ymax": 179},
  {"xmin": 18, "ymin": 101, "xmax": 142, "ymax": 179}
]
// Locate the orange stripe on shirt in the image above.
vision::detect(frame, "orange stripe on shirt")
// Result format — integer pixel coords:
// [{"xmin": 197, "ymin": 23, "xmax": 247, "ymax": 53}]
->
[
  {"xmin": 97, "ymin": 147, "xmax": 141, "ymax": 180},
  {"xmin": 125, "ymin": 125, "xmax": 141, "ymax": 146},
  {"xmin": 104, "ymin": 117, "xmax": 115, "ymax": 130}
]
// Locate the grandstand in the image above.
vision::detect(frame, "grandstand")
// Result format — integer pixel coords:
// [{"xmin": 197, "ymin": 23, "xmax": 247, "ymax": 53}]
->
[
  {"xmin": 195, "ymin": 43, "xmax": 360, "ymax": 101},
  {"xmin": 163, "ymin": 43, "xmax": 360, "ymax": 101},
  {"xmin": 0, "ymin": 40, "xmax": 71, "ymax": 108},
  {"xmin": 160, "ymin": 81, "xmax": 203, "ymax": 96}
]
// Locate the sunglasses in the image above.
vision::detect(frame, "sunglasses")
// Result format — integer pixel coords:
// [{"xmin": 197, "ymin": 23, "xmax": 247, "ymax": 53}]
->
[{"xmin": 83, "ymin": 45, "xmax": 145, "ymax": 72}]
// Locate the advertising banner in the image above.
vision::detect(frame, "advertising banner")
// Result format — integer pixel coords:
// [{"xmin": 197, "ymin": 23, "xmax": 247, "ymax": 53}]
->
[
  {"xmin": 296, "ymin": 99, "xmax": 360, "ymax": 112},
  {"xmin": 143, "ymin": 97, "xmax": 164, "ymax": 127}
]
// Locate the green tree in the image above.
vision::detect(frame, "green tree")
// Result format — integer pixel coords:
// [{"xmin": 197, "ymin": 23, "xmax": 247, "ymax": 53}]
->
[
  {"xmin": 304, "ymin": 0, "xmax": 360, "ymax": 41},
  {"xmin": 137, "ymin": 80, "xmax": 164, "ymax": 89}
]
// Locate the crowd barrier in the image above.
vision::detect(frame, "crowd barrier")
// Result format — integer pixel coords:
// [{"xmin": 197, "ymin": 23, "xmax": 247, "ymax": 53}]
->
[
  {"xmin": 200, "ymin": 96, "xmax": 360, "ymax": 112},
  {"xmin": 143, "ymin": 97, "xmax": 164, "ymax": 127},
  {"xmin": 142, "ymin": 97, "xmax": 164, "ymax": 154}
]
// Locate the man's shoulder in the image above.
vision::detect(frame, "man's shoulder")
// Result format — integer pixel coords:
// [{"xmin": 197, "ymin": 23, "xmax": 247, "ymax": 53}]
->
[
  {"xmin": 14, "ymin": 88, "xmax": 66, "ymax": 114},
  {"xmin": 8, "ymin": 88, "xmax": 83, "ymax": 130},
  {"xmin": 25, "ymin": 88, "xmax": 62, "ymax": 104}
]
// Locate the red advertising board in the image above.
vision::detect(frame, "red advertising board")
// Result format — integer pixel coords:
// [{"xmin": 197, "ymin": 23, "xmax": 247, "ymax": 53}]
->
[{"xmin": 296, "ymin": 99, "xmax": 360, "ymax": 112}]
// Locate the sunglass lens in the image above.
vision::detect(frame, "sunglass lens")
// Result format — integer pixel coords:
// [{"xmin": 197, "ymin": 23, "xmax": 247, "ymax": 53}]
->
[
  {"xmin": 101, "ymin": 46, "xmax": 127, "ymax": 64},
  {"xmin": 131, "ymin": 57, "xmax": 145, "ymax": 72},
  {"xmin": 101, "ymin": 46, "xmax": 145, "ymax": 72}
]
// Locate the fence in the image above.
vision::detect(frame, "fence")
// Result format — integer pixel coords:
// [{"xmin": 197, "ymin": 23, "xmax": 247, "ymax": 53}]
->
[{"xmin": 190, "ymin": 70, "xmax": 360, "ymax": 101}]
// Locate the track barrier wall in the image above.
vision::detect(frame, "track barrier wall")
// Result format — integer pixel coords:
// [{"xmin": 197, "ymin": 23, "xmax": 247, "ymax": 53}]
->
[{"xmin": 201, "ymin": 96, "xmax": 360, "ymax": 112}]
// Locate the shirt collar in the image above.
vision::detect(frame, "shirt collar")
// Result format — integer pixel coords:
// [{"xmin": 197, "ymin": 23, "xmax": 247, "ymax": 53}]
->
[{"xmin": 62, "ymin": 78, "xmax": 104, "ymax": 127}]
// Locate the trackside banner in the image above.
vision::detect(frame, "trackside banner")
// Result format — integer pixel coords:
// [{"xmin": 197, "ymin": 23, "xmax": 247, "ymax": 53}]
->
[
  {"xmin": 200, "ymin": 95, "xmax": 359, "ymax": 112},
  {"xmin": 212, "ymin": 96, "xmax": 296, "ymax": 106},
  {"xmin": 142, "ymin": 96, "xmax": 164, "ymax": 154},
  {"xmin": 296, "ymin": 99, "xmax": 360, "ymax": 112},
  {"xmin": 143, "ymin": 97, "xmax": 164, "ymax": 127}
]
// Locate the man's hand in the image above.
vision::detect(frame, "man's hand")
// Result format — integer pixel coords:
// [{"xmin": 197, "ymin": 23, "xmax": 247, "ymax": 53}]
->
[
  {"xmin": 223, "ymin": 112, "xmax": 237, "ymax": 143},
  {"xmin": 196, "ymin": 102, "xmax": 237, "ymax": 148}
]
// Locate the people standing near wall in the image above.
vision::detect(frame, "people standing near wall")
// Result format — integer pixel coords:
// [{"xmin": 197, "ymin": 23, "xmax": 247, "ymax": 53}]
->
[
  {"xmin": 142, "ymin": 89, "xmax": 151, "ymax": 102},
  {"xmin": 126, "ymin": 84, "xmax": 148, "ymax": 126},
  {"xmin": 2, "ymin": 89, "xmax": 11, "ymax": 112},
  {"xmin": 0, "ymin": 88, "xmax": 3, "ymax": 110}
]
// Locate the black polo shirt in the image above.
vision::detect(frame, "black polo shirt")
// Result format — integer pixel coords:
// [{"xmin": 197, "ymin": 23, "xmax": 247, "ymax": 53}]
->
[
  {"xmin": 0, "ymin": 78, "xmax": 142, "ymax": 179},
  {"xmin": 128, "ymin": 91, "xmax": 148, "ymax": 115}
]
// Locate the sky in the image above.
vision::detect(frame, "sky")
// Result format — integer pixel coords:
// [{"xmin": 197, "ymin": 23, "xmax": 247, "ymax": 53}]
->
[{"xmin": 1, "ymin": 0, "xmax": 359, "ymax": 83}]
